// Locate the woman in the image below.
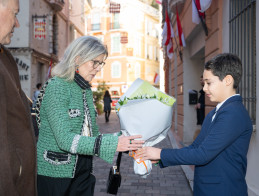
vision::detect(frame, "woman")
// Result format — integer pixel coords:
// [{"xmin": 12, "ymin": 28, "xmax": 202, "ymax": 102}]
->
[
  {"xmin": 35, "ymin": 36, "xmax": 144, "ymax": 196},
  {"xmin": 103, "ymin": 90, "xmax": 112, "ymax": 122}
]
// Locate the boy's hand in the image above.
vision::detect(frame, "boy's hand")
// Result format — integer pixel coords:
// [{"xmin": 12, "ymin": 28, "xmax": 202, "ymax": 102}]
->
[{"xmin": 135, "ymin": 147, "xmax": 162, "ymax": 161}]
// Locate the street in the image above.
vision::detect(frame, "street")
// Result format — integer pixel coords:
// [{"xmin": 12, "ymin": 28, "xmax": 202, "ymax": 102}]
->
[{"xmin": 93, "ymin": 111, "xmax": 193, "ymax": 196}]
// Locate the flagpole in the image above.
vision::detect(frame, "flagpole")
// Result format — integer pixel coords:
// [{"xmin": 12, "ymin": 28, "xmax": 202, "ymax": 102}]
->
[
  {"xmin": 173, "ymin": 35, "xmax": 182, "ymax": 62},
  {"xmin": 164, "ymin": 0, "xmax": 182, "ymax": 61},
  {"xmin": 193, "ymin": 0, "xmax": 208, "ymax": 36},
  {"xmin": 174, "ymin": 3, "xmax": 183, "ymax": 62}
]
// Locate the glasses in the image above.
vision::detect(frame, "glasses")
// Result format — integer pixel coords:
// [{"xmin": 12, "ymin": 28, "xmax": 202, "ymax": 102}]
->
[{"xmin": 91, "ymin": 60, "xmax": 105, "ymax": 69}]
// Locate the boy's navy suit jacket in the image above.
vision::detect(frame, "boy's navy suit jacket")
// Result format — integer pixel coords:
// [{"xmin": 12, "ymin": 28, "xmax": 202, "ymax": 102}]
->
[{"xmin": 160, "ymin": 95, "xmax": 253, "ymax": 196}]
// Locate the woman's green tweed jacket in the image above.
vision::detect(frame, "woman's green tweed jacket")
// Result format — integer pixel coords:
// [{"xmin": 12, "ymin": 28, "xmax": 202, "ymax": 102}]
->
[{"xmin": 37, "ymin": 77, "xmax": 118, "ymax": 178}]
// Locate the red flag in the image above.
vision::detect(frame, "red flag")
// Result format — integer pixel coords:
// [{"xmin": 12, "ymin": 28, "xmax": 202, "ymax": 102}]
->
[
  {"xmin": 153, "ymin": 72, "xmax": 160, "ymax": 84},
  {"xmin": 196, "ymin": 0, "xmax": 205, "ymax": 18},
  {"xmin": 47, "ymin": 59, "xmax": 52, "ymax": 79},
  {"xmin": 162, "ymin": 10, "xmax": 174, "ymax": 59},
  {"xmin": 155, "ymin": 0, "xmax": 162, "ymax": 5},
  {"xmin": 176, "ymin": 8, "xmax": 186, "ymax": 47},
  {"xmin": 192, "ymin": 0, "xmax": 212, "ymax": 24}
]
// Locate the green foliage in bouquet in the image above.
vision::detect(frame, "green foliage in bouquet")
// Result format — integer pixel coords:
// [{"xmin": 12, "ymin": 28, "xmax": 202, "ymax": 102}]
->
[
  {"xmin": 117, "ymin": 93, "xmax": 174, "ymax": 108},
  {"xmin": 116, "ymin": 80, "xmax": 176, "ymax": 111}
]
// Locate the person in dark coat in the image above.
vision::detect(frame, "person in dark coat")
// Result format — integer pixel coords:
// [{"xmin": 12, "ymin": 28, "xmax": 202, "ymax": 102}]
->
[
  {"xmin": 195, "ymin": 75, "xmax": 205, "ymax": 125},
  {"xmin": 0, "ymin": 0, "xmax": 37, "ymax": 195},
  {"xmin": 103, "ymin": 90, "xmax": 112, "ymax": 122}
]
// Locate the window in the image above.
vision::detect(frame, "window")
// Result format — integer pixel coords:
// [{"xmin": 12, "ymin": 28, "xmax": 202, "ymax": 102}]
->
[
  {"xmin": 92, "ymin": 13, "xmax": 100, "ymax": 30},
  {"xmin": 155, "ymin": 47, "xmax": 159, "ymax": 61},
  {"xmin": 135, "ymin": 36, "xmax": 142, "ymax": 56},
  {"xmin": 145, "ymin": 43, "xmax": 148, "ymax": 59},
  {"xmin": 111, "ymin": 61, "xmax": 121, "ymax": 78},
  {"xmin": 111, "ymin": 13, "xmax": 120, "ymax": 29},
  {"xmin": 146, "ymin": 20, "xmax": 153, "ymax": 35},
  {"xmin": 111, "ymin": 34, "xmax": 121, "ymax": 53},
  {"xmin": 135, "ymin": 62, "xmax": 141, "ymax": 78},
  {"xmin": 69, "ymin": 0, "xmax": 72, "ymax": 9},
  {"xmin": 229, "ymin": 0, "xmax": 256, "ymax": 124}
]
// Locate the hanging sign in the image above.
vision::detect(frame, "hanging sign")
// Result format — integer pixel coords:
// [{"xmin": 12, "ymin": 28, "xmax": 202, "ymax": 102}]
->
[
  {"xmin": 33, "ymin": 16, "xmax": 46, "ymax": 40},
  {"xmin": 109, "ymin": 2, "xmax": 121, "ymax": 13},
  {"xmin": 120, "ymin": 32, "xmax": 128, "ymax": 44}
]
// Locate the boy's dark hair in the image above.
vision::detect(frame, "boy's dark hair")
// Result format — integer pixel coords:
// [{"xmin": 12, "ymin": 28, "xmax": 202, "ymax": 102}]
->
[
  {"xmin": 204, "ymin": 53, "xmax": 242, "ymax": 89},
  {"xmin": 36, "ymin": 83, "xmax": 42, "ymax": 89}
]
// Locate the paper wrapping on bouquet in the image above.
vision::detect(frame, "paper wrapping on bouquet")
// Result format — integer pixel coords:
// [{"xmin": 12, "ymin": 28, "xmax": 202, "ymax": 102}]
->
[{"xmin": 115, "ymin": 78, "xmax": 176, "ymax": 177}]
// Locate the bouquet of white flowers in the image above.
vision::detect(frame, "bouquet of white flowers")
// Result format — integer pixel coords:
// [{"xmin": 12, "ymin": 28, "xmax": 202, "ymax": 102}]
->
[{"xmin": 115, "ymin": 78, "xmax": 176, "ymax": 177}]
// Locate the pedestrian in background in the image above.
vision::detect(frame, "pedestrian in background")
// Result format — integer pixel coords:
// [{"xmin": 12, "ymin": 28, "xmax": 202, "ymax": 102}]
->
[
  {"xmin": 193, "ymin": 75, "xmax": 205, "ymax": 140},
  {"xmin": 103, "ymin": 90, "xmax": 112, "ymax": 122},
  {"xmin": 0, "ymin": 0, "xmax": 37, "ymax": 195},
  {"xmin": 136, "ymin": 53, "xmax": 253, "ymax": 196},
  {"xmin": 195, "ymin": 75, "xmax": 205, "ymax": 125},
  {"xmin": 32, "ymin": 83, "xmax": 42, "ymax": 108},
  {"xmin": 36, "ymin": 36, "xmax": 144, "ymax": 196}
]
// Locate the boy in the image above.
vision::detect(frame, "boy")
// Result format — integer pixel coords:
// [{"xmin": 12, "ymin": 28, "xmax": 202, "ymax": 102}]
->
[{"xmin": 136, "ymin": 53, "xmax": 253, "ymax": 196}]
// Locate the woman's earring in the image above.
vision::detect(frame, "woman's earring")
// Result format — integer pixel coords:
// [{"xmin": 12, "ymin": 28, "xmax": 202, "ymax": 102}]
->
[{"xmin": 76, "ymin": 65, "xmax": 79, "ymax": 73}]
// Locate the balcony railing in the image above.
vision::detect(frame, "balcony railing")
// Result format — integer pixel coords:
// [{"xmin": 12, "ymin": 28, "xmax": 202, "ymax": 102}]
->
[
  {"xmin": 48, "ymin": 0, "xmax": 64, "ymax": 12},
  {"xmin": 110, "ymin": 23, "xmax": 120, "ymax": 30},
  {"xmin": 91, "ymin": 23, "xmax": 101, "ymax": 31}
]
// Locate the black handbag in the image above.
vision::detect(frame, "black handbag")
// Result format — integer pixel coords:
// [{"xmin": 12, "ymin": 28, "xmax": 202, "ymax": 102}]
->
[{"xmin": 106, "ymin": 152, "xmax": 122, "ymax": 195}]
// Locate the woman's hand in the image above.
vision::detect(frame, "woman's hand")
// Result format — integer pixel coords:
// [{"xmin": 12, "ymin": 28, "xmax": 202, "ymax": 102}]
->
[
  {"xmin": 135, "ymin": 147, "xmax": 162, "ymax": 162},
  {"xmin": 116, "ymin": 135, "xmax": 144, "ymax": 152}
]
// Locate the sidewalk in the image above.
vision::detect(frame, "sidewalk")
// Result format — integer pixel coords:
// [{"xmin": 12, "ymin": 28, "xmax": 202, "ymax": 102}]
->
[{"xmin": 93, "ymin": 112, "xmax": 193, "ymax": 196}]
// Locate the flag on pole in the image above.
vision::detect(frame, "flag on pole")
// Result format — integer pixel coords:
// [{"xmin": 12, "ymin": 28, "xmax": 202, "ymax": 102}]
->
[
  {"xmin": 162, "ymin": 10, "xmax": 174, "ymax": 59},
  {"xmin": 192, "ymin": 0, "xmax": 212, "ymax": 24},
  {"xmin": 154, "ymin": 72, "xmax": 160, "ymax": 84},
  {"xmin": 176, "ymin": 7, "xmax": 186, "ymax": 47},
  {"xmin": 156, "ymin": 0, "xmax": 162, "ymax": 4},
  {"xmin": 47, "ymin": 59, "xmax": 52, "ymax": 80}
]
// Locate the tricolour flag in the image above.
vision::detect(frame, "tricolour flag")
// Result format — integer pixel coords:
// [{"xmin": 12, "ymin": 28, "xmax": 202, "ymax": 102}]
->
[
  {"xmin": 162, "ymin": 10, "xmax": 174, "ymax": 59},
  {"xmin": 192, "ymin": 0, "xmax": 212, "ymax": 24},
  {"xmin": 176, "ymin": 7, "xmax": 186, "ymax": 47}
]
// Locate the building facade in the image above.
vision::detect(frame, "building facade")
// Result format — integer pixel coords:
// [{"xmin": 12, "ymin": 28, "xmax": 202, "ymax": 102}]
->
[
  {"xmin": 87, "ymin": 0, "xmax": 160, "ymax": 97},
  {"xmin": 8, "ymin": 0, "xmax": 91, "ymax": 98},
  {"xmin": 162, "ymin": 0, "xmax": 258, "ymax": 194}
]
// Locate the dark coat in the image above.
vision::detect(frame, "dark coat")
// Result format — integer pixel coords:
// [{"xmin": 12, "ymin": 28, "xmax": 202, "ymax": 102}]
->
[
  {"xmin": 196, "ymin": 89, "xmax": 205, "ymax": 125},
  {"xmin": 160, "ymin": 95, "xmax": 252, "ymax": 196},
  {"xmin": 103, "ymin": 96, "xmax": 112, "ymax": 112},
  {"xmin": 0, "ymin": 45, "xmax": 37, "ymax": 195}
]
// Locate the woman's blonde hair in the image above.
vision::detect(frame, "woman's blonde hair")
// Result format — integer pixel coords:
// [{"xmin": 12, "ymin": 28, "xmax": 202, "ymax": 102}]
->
[{"xmin": 51, "ymin": 36, "xmax": 108, "ymax": 81}]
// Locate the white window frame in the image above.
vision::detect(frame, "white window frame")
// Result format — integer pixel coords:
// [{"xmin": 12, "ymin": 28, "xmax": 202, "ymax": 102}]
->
[
  {"xmin": 111, "ymin": 61, "xmax": 121, "ymax": 78},
  {"xmin": 111, "ymin": 33, "xmax": 121, "ymax": 53}
]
